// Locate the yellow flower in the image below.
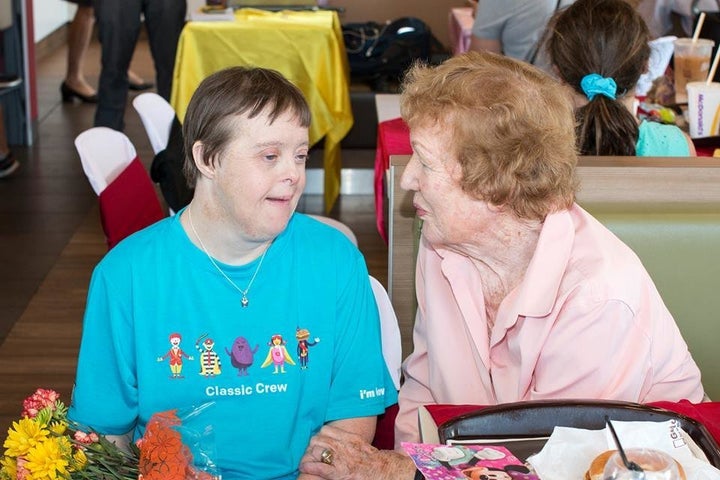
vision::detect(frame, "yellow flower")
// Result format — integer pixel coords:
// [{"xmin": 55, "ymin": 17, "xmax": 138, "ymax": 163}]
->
[
  {"xmin": 48, "ymin": 421, "xmax": 67, "ymax": 436},
  {"xmin": 25, "ymin": 436, "xmax": 71, "ymax": 479},
  {"xmin": 3, "ymin": 417, "xmax": 49, "ymax": 457},
  {"xmin": 70, "ymin": 447, "xmax": 87, "ymax": 471},
  {"xmin": 0, "ymin": 455, "xmax": 17, "ymax": 479}
]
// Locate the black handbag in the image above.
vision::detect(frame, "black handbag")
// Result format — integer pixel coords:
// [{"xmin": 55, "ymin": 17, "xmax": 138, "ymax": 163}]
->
[{"xmin": 342, "ymin": 17, "xmax": 432, "ymax": 83}]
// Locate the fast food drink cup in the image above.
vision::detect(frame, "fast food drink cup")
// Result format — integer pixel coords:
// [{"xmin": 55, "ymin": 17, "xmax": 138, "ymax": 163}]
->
[
  {"xmin": 686, "ymin": 81, "xmax": 720, "ymax": 138},
  {"xmin": 602, "ymin": 448, "xmax": 682, "ymax": 480},
  {"xmin": 674, "ymin": 38, "xmax": 714, "ymax": 104}
]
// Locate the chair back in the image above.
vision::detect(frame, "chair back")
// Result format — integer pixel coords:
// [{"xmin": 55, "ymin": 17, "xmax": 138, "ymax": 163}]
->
[
  {"xmin": 74, "ymin": 127, "xmax": 137, "ymax": 195},
  {"xmin": 369, "ymin": 275, "xmax": 402, "ymax": 390},
  {"xmin": 307, "ymin": 214, "xmax": 358, "ymax": 246},
  {"xmin": 132, "ymin": 92, "xmax": 176, "ymax": 155},
  {"xmin": 74, "ymin": 127, "xmax": 165, "ymax": 249}
]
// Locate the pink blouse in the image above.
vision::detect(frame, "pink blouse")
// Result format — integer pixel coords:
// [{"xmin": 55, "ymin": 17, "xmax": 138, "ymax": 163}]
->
[{"xmin": 395, "ymin": 204, "xmax": 705, "ymax": 446}]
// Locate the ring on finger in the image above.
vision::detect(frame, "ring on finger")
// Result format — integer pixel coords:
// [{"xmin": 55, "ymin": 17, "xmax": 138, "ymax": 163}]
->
[{"xmin": 320, "ymin": 447, "xmax": 334, "ymax": 465}]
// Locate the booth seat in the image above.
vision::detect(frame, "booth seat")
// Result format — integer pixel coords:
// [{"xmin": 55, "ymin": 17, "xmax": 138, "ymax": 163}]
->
[
  {"xmin": 583, "ymin": 202, "xmax": 720, "ymax": 400},
  {"xmin": 388, "ymin": 155, "xmax": 720, "ymax": 400}
]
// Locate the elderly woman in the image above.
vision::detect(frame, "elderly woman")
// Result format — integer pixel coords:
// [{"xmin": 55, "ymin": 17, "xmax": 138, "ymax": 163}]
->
[
  {"xmin": 299, "ymin": 50, "xmax": 704, "ymax": 479},
  {"xmin": 68, "ymin": 66, "xmax": 396, "ymax": 479}
]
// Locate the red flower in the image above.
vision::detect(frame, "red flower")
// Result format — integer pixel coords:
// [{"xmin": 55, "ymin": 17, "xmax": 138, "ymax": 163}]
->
[
  {"xmin": 73, "ymin": 430, "xmax": 99, "ymax": 445},
  {"xmin": 21, "ymin": 388, "xmax": 61, "ymax": 418}
]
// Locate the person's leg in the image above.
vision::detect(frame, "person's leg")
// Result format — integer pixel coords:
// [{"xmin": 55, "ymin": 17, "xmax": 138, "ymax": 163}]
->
[
  {"xmin": 127, "ymin": 68, "xmax": 154, "ymax": 91},
  {"xmin": 144, "ymin": 0, "xmax": 186, "ymax": 101},
  {"xmin": 0, "ymin": 106, "xmax": 19, "ymax": 178},
  {"xmin": 93, "ymin": 0, "xmax": 141, "ymax": 130},
  {"xmin": 63, "ymin": 4, "xmax": 97, "ymax": 101}
]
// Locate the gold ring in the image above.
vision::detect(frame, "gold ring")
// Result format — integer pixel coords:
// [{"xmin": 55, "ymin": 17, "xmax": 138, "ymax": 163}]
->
[{"xmin": 320, "ymin": 448, "xmax": 334, "ymax": 465}]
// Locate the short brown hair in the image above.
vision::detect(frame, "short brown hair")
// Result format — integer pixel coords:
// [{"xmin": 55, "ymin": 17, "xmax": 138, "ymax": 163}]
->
[
  {"xmin": 400, "ymin": 50, "xmax": 578, "ymax": 221},
  {"xmin": 182, "ymin": 66, "xmax": 311, "ymax": 186}
]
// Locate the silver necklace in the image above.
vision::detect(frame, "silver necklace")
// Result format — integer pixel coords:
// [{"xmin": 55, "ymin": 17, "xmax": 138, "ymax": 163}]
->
[{"xmin": 187, "ymin": 208, "xmax": 268, "ymax": 308}]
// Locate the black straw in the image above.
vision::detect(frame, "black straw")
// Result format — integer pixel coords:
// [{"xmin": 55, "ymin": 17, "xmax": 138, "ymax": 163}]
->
[{"xmin": 605, "ymin": 416, "xmax": 644, "ymax": 472}]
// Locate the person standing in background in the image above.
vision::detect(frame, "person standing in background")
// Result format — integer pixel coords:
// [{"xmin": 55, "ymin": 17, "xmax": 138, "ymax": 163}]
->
[
  {"xmin": 469, "ymin": 0, "xmax": 576, "ymax": 69},
  {"xmin": 0, "ymin": 71, "xmax": 21, "ymax": 177},
  {"xmin": 0, "ymin": 104, "xmax": 18, "ymax": 178},
  {"xmin": 93, "ymin": 0, "xmax": 185, "ymax": 130},
  {"xmin": 61, "ymin": 0, "xmax": 154, "ymax": 104},
  {"xmin": 635, "ymin": 0, "xmax": 719, "ymax": 38}
]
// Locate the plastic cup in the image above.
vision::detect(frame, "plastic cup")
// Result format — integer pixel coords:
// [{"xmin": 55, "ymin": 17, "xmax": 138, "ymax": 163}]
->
[
  {"xmin": 686, "ymin": 81, "xmax": 720, "ymax": 138},
  {"xmin": 602, "ymin": 448, "xmax": 682, "ymax": 480},
  {"xmin": 674, "ymin": 38, "xmax": 714, "ymax": 104}
]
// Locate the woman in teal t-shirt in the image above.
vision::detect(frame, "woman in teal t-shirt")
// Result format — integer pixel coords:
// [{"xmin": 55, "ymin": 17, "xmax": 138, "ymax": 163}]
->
[{"xmin": 68, "ymin": 66, "xmax": 397, "ymax": 480}]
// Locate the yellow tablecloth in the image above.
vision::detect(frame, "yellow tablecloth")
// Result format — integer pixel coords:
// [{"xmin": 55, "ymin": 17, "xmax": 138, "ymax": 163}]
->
[{"xmin": 171, "ymin": 9, "xmax": 353, "ymax": 212}]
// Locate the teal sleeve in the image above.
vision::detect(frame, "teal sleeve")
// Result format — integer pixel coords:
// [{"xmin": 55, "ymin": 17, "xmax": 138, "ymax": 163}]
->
[
  {"xmin": 68, "ymin": 259, "xmax": 139, "ymax": 435},
  {"xmin": 325, "ymin": 253, "xmax": 397, "ymax": 422}
]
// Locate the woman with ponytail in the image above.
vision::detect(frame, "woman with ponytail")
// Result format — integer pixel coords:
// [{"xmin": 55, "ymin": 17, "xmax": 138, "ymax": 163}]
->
[{"xmin": 546, "ymin": 0, "xmax": 695, "ymax": 156}]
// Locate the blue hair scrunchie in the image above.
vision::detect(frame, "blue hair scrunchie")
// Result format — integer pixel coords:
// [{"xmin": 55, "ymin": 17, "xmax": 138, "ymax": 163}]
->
[{"xmin": 580, "ymin": 73, "xmax": 617, "ymax": 101}]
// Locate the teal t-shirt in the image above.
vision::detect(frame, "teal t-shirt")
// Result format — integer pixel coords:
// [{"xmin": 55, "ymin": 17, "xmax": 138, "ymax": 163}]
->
[
  {"xmin": 635, "ymin": 120, "xmax": 691, "ymax": 156},
  {"xmin": 68, "ymin": 211, "xmax": 397, "ymax": 480}
]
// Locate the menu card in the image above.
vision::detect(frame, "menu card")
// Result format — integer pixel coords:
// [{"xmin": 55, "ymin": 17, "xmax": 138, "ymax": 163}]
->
[{"xmin": 402, "ymin": 443, "xmax": 539, "ymax": 480}]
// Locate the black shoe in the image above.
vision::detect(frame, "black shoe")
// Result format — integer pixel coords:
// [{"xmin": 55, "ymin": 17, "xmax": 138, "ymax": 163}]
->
[
  {"xmin": 60, "ymin": 82, "xmax": 98, "ymax": 103},
  {"xmin": 0, "ymin": 74, "xmax": 21, "ymax": 89},
  {"xmin": 0, "ymin": 152, "xmax": 19, "ymax": 178},
  {"xmin": 129, "ymin": 80, "xmax": 155, "ymax": 91}
]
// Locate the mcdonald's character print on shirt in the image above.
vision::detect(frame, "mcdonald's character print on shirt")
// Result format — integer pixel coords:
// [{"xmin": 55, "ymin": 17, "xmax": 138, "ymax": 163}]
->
[
  {"xmin": 261, "ymin": 334, "xmax": 295, "ymax": 374},
  {"xmin": 195, "ymin": 333, "xmax": 222, "ymax": 377},
  {"xmin": 225, "ymin": 336, "xmax": 259, "ymax": 376},
  {"xmin": 157, "ymin": 332, "xmax": 194, "ymax": 379},
  {"xmin": 295, "ymin": 327, "xmax": 320, "ymax": 369}
]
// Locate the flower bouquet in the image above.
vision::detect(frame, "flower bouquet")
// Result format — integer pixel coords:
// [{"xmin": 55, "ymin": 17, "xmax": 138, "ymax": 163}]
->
[{"xmin": 1, "ymin": 389, "xmax": 218, "ymax": 480}]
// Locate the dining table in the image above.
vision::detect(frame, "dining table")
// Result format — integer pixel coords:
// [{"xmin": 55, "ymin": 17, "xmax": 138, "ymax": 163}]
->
[
  {"xmin": 374, "ymin": 117, "xmax": 411, "ymax": 243},
  {"xmin": 170, "ymin": 8, "xmax": 353, "ymax": 212}
]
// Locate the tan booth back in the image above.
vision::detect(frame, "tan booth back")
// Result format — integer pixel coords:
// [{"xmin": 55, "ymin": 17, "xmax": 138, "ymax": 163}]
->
[
  {"xmin": 0, "ymin": 1, "xmax": 11, "ymax": 31},
  {"xmin": 388, "ymin": 155, "xmax": 720, "ymax": 399}
]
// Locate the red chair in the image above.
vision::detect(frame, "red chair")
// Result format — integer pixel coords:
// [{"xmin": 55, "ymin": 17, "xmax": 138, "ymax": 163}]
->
[{"xmin": 74, "ymin": 127, "xmax": 165, "ymax": 249}]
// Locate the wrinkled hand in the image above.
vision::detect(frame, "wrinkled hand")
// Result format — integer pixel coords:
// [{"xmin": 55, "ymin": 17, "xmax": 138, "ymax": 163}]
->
[{"xmin": 299, "ymin": 424, "xmax": 416, "ymax": 480}]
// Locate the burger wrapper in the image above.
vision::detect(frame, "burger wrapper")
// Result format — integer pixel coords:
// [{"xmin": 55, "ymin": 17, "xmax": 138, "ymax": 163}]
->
[{"xmin": 526, "ymin": 420, "xmax": 720, "ymax": 479}]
